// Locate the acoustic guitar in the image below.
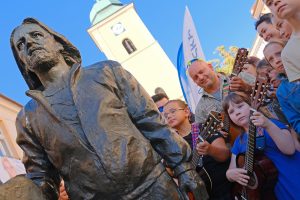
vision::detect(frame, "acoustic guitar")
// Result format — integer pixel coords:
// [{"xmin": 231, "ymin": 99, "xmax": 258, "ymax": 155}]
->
[
  {"xmin": 232, "ymin": 73, "xmax": 277, "ymax": 200},
  {"xmin": 230, "ymin": 48, "xmax": 248, "ymax": 78},
  {"xmin": 188, "ymin": 111, "xmax": 222, "ymax": 200},
  {"xmin": 223, "ymin": 48, "xmax": 249, "ymax": 146}
]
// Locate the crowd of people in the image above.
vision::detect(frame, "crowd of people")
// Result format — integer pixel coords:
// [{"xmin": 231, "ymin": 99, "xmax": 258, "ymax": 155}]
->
[
  {"xmin": 3, "ymin": 1, "xmax": 300, "ymax": 200},
  {"xmin": 151, "ymin": 1, "xmax": 300, "ymax": 199}
]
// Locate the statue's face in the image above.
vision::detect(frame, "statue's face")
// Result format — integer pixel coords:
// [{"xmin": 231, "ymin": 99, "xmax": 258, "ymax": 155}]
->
[{"xmin": 12, "ymin": 24, "xmax": 63, "ymax": 73}]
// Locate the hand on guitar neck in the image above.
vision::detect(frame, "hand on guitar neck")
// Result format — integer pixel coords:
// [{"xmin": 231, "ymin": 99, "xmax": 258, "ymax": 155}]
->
[
  {"xmin": 249, "ymin": 110, "xmax": 271, "ymax": 129},
  {"xmin": 229, "ymin": 48, "xmax": 249, "ymax": 94},
  {"xmin": 230, "ymin": 77, "xmax": 252, "ymax": 94},
  {"xmin": 196, "ymin": 141, "xmax": 211, "ymax": 156}
]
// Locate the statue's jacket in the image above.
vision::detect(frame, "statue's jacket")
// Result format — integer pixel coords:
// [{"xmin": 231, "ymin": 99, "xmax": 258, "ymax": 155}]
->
[{"xmin": 16, "ymin": 61, "xmax": 191, "ymax": 199}]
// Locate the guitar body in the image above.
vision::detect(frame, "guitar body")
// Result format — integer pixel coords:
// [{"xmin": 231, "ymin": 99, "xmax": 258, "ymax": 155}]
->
[
  {"xmin": 189, "ymin": 117, "xmax": 221, "ymax": 200},
  {"xmin": 232, "ymin": 153, "xmax": 277, "ymax": 200}
]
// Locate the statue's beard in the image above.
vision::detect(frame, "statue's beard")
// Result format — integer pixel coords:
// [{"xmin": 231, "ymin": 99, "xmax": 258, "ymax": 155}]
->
[{"xmin": 27, "ymin": 49, "xmax": 61, "ymax": 73}]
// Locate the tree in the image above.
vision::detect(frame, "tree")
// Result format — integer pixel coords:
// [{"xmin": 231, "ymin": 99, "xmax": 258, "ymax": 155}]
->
[{"xmin": 208, "ymin": 45, "xmax": 239, "ymax": 75}]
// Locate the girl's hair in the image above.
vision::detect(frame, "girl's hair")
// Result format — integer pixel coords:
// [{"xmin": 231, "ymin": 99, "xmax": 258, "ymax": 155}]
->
[
  {"xmin": 246, "ymin": 56, "xmax": 260, "ymax": 67},
  {"xmin": 165, "ymin": 99, "xmax": 195, "ymax": 123},
  {"xmin": 222, "ymin": 92, "xmax": 250, "ymax": 114},
  {"xmin": 222, "ymin": 93, "xmax": 250, "ymax": 137},
  {"xmin": 257, "ymin": 59, "xmax": 271, "ymax": 70}
]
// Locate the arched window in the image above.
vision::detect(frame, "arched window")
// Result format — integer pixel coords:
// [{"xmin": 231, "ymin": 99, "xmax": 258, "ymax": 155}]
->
[{"xmin": 122, "ymin": 38, "xmax": 137, "ymax": 54}]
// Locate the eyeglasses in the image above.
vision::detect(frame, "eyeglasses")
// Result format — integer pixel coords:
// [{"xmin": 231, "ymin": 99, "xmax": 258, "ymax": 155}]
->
[
  {"xmin": 187, "ymin": 58, "xmax": 205, "ymax": 68},
  {"xmin": 163, "ymin": 108, "xmax": 185, "ymax": 118},
  {"xmin": 158, "ymin": 106, "xmax": 164, "ymax": 113}
]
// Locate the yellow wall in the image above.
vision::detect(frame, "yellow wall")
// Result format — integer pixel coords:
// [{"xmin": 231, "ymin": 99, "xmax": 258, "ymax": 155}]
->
[{"xmin": 0, "ymin": 94, "xmax": 22, "ymax": 159}]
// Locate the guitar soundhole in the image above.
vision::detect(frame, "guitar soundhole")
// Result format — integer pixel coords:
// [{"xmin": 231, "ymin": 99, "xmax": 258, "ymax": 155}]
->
[{"xmin": 247, "ymin": 172, "xmax": 258, "ymax": 189}]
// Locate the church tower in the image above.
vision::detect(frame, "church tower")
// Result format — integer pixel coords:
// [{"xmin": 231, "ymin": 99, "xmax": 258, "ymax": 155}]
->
[{"xmin": 88, "ymin": 0, "xmax": 183, "ymax": 99}]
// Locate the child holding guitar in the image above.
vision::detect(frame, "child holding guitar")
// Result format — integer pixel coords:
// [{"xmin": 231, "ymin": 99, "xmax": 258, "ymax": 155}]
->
[
  {"xmin": 163, "ymin": 99, "xmax": 231, "ymax": 200},
  {"xmin": 223, "ymin": 92, "xmax": 300, "ymax": 200}
]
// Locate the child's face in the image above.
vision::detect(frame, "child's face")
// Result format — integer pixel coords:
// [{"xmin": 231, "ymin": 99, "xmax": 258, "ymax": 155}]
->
[
  {"xmin": 257, "ymin": 21, "xmax": 282, "ymax": 42},
  {"xmin": 272, "ymin": 15, "xmax": 292, "ymax": 40},
  {"xmin": 264, "ymin": 0, "xmax": 300, "ymax": 19},
  {"xmin": 263, "ymin": 43, "xmax": 285, "ymax": 74},
  {"xmin": 163, "ymin": 102, "xmax": 189, "ymax": 129},
  {"xmin": 227, "ymin": 101, "xmax": 250, "ymax": 129}
]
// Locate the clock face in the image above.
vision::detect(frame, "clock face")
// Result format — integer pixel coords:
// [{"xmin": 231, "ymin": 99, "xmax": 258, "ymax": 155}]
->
[{"xmin": 111, "ymin": 22, "xmax": 125, "ymax": 36}]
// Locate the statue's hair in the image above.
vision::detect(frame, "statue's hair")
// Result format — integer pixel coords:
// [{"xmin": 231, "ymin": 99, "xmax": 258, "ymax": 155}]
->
[{"xmin": 10, "ymin": 18, "xmax": 82, "ymax": 90}]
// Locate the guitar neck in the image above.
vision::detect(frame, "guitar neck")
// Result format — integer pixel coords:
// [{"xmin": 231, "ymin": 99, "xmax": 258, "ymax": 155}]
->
[
  {"xmin": 222, "ymin": 114, "xmax": 231, "ymax": 133},
  {"xmin": 190, "ymin": 124, "xmax": 217, "ymax": 169},
  {"xmin": 245, "ymin": 109, "xmax": 256, "ymax": 174},
  {"xmin": 190, "ymin": 123, "xmax": 207, "ymax": 169},
  {"xmin": 230, "ymin": 48, "xmax": 248, "ymax": 78}
]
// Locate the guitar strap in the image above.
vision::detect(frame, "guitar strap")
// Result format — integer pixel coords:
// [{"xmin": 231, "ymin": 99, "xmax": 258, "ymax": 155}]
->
[
  {"xmin": 191, "ymin": 123, "xmax": 201, "ymax": 150},
  {"xmin": 255, "ymin": 127, "xmax": 266, "ymax": 151}
]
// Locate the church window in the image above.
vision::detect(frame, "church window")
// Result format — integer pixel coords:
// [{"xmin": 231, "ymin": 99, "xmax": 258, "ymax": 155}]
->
[{"xmin": 122, "ymin": 38, "xmax": 137, "ymax": 54}]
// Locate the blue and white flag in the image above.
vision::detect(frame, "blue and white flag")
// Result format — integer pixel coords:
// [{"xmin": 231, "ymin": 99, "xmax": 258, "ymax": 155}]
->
[{"xmin": 178, "ymin": 6, "xmax": 205, "ymax": 112}]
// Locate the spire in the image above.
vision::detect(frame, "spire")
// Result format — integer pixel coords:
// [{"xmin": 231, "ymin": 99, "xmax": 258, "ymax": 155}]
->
[{"xmin": 89, "ymin": 0, "xmax": 124, "ymax": 25}]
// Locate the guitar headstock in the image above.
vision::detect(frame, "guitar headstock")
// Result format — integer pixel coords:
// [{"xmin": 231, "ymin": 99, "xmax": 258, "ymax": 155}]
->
[
  {"xmin": 250, "ymin": 72, "xmax": 271, "ymax": 110},
  {"xmin": 200, "ymin": 111, "xmax": 222, "ymax": 139},
  {"xmin": 231, "ymin": 48, "xmax": 249, "ymax": 77}
]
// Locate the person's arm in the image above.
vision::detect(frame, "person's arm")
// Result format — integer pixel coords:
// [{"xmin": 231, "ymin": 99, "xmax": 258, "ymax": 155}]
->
[
  {"xmin": 110, "ymin": 61, "xmax": 190, "ymax": 168},
  {"xmin": 110, "ymin": 61, "xmax": 208, "ymax": 200},
  {"xmin": 277, "ymin": 94, "xmax": 300, "ymax": 137},
  {"xmin": 251, "ymin": 111, "xmax": 295, "ymax": 155},
  {"xmin": 196, "ymin": 137, "xmax": 230, "ymax": 162},
  {"xmin": 58, "ymin": 180, "xmax": 69, "ymax": 200},
  {"xmin": 16, "ymin": 107, "xmax": 60, "ymax": 200},
  {"xmin": 229, "ymin": 76, "xmax": 252, "ymax": 94}
]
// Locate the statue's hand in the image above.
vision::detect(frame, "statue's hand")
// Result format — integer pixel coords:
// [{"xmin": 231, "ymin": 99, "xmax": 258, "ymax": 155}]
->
[{"xmin": 177, "ymin": 170, "xmax": 209, "ymax": 200}]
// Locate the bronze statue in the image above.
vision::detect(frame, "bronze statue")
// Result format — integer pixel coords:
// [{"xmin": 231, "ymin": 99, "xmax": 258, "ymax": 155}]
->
[{"xmin": 10, "ymin": 18, "xmax": 208, "ymax": 200}]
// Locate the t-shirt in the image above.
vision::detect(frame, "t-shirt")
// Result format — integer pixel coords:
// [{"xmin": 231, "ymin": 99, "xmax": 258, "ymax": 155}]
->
[
  {"xmin": 281, "ymin": 34, "xmax": 300, "ymax": 82},
  {"xmin": 231, "ymin": 120, "xmax": 300, "ymax": 200}
]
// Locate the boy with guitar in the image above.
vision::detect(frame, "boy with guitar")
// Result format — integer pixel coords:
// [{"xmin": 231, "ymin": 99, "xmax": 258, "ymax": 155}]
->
[{"xmin": 163, "ymin": 99, "xmax": 231, "ymax": 200}]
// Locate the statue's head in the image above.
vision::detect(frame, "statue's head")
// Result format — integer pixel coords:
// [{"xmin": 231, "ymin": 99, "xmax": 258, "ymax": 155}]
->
[{"xmin": 10, "ymin": 18, "xmax": 81, "ymax": 90}]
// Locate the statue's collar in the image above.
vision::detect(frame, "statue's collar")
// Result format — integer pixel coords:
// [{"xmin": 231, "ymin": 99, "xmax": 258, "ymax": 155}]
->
[
  {"xmin": 25, "ymin": 63, "xmax": 82, "ymax": 122},
  {"xmin": 26, "ymin": 63, "xmax": 81, "ymax": 96}
]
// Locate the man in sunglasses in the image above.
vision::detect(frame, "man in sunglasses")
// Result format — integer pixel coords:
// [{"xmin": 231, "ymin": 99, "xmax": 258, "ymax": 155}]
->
[{"xmin": 151, "ymin": 93, "xmax": 169, "ymax": 112}]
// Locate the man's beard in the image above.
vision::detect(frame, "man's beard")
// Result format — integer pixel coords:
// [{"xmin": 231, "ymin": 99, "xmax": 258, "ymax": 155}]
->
[{"xmin": 27, "ymin": 50, "xmax": 61, "ymax": 73}]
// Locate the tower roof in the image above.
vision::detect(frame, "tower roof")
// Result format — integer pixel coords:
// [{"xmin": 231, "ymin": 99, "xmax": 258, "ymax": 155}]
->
[{"xmin": 90, "ymin": 0, "xmax": 124, "ymax": 26}]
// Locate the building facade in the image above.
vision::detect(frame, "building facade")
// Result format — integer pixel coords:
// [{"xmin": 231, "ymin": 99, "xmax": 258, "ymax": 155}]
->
[
  {"xmin": 0, "ymin": 94, "xmax": 22, "ymax": 159},
  {"xmin": 250, "ymin": 0, "xmax": 270, "ymax": 58},
  {"xmin": 88, "ymin": 0, "xmax": 183, "ymax": 99}
]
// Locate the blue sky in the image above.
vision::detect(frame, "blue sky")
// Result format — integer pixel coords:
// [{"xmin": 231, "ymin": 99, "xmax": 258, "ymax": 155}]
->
[{"xmin": 1, "ymin": 0, "xmax": 256, "ymax": 105}]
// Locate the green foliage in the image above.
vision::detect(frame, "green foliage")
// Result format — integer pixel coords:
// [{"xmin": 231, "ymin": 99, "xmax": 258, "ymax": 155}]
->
[{"xmin": 208, "ymin": 45, "xmax": 239, "ymax": 75}]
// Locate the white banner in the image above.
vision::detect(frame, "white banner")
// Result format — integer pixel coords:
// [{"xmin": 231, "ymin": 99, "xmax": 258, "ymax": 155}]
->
[{"xmin": 182, "ymin": 6, "xmax": 206, "ymax": 112}]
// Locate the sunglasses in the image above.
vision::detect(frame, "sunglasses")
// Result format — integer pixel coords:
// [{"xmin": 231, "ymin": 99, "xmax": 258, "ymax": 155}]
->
[
  {"xmin": 187, "ymin": 58, "xmax": 205, "ymax": 68},
  {"xmin": 158, "ymin": 106, "xmax": 164, "ymax": 112}
]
